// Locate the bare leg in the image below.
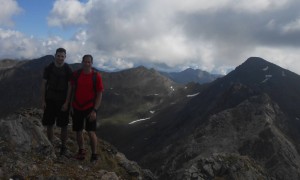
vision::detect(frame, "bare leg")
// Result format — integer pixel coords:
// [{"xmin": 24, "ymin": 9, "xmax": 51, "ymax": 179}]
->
[
  {"xmin": 47, "ymin": 126, "xmax": 54, "ymax": 144},
  {"xmin": 77, "ymin": 131, "xmax": 84, "ymax": 150},
  {"xmin": 60, "ymin": 126, "xmax": 68, "ymax": 146},
  {"xmin": 88, "ymin": 131, "xmax": 97, "ymax": 154}
]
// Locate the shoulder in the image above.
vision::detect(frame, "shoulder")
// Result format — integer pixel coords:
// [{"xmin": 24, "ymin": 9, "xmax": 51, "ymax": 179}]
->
[
  {"xmin": 46, "ymin": 62, "xmax": 54, "ymax": 69},
  {"xmin": 64, "ymin": 63, "xmax": 71, "ymax": 68},
  {"xmin": 44, "ymin": 62, "xmax": 54, "ymax": 72},
  {"xmin": 73, "ymin": 68, "xmax": 83, "ymax": 77},
  {"xmin": 75, "ymin": 68, "xmax": 83, "ymax": 74},
  {"xmin": 64, "ymin": 63, "xmax": 72, "ymax": 71},
  {"xmin": 93, "ymin": 69, "xmax": 102, "ymax": 78},
  {"xmin": 43, "ymin": 62, "xmax": 54, "ymax": 79},
  {"xmin": 92, "ymin": 68, "xmax": 101, "ymax": 75}
]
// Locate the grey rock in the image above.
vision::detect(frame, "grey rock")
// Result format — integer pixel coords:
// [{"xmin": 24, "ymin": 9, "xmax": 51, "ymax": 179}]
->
[
  {"xmin": 0, "ymin": 114, "xmax": 54, "ymax": 157},
  {"xmin": 0, "ymin": 108, "xmax": 155, "ymax": 179},
  {"xmin": 149, "ymin": 94, "xmax": 300, "ymax": 179}
]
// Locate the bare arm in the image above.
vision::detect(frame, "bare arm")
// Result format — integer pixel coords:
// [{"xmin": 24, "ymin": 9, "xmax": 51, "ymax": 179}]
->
[
  {"xmin": 94, "ymin": 92, "xmax": 102, "ymax": 110},
  {"xmin": 62, "ymin": 81, "xmax": 72, "ymax": 111},
  {"xmin": 89, "ymin": 92, "xmax": 102, "ymax": 120}
]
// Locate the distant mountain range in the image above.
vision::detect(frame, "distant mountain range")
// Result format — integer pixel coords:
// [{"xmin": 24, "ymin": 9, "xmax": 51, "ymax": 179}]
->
[
  {"xmin": 0, "ymin": 56, "xmax": 209, "ymax": 119},
  {"xmin": 2, "ymin": 56, "xmax": 300, "ymax": 179},
  {"xmin": 160, "ymin": 68, "xmax": 222, "ymax": 84}
]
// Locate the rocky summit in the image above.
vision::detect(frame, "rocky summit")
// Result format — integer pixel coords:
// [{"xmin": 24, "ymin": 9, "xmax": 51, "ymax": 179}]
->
[{"xmin": 0, "ymin": 108, "xmax": 155, "ymax": 180}]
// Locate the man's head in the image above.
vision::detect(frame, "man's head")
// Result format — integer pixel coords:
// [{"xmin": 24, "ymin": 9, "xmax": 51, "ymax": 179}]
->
[
  {"xmin": 56, "ymin": 47, "xmax": 66, "ymax": 55},
  {"xmin": 82, "ymin": 54, "xmax": 93, "ymax": 71},
  {"xmin": 55, "ymin": 48, "xmax": 66, "ymax": 66}
]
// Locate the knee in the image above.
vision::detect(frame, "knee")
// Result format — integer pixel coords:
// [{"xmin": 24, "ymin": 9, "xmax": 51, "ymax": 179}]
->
[{"xmin": 88, "ymin": 131, "xmax": 97, "ymax": 138}]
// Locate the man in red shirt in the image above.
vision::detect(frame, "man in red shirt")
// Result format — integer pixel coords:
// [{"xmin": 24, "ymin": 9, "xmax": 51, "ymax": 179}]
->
[{"xmin": 71, "ymin": 54, "xmax": 104, "ymax": 162}]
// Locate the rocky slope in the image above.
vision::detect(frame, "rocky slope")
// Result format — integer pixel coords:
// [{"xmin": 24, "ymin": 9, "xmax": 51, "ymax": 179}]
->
[
  {"xmin": 149, "ymin": 94, "xmax": 300, "ymax": 179},
  {"xmin": 98, "ymin": 66, "xmax": 183, "ymax": 125},
  {"xmin": 103, "ymin": 57, "xmax": 300, "ymax": 179},
  {"xmin": 0, "ymin": 108, "xmax": 155, "ymax": 179}
]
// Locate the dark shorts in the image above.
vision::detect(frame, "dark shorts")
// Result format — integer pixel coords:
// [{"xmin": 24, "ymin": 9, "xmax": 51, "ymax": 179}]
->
[
  {"xmin": 42, "ymin": 99, "xmax": 69, "ymax": 127},
  {"xmin": 72, "ymin": 108, "xmax": 97, "ymax": 132}
]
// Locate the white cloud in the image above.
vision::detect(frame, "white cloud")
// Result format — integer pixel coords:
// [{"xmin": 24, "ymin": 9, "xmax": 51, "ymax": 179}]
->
[
  {"xmin": 252, "ymin": 46, "xmax": 300, "ymax": 74},
  {"xmin": 48, "ymin": 0, "xmax": 89, "ymax": 27},
  {"xmin": 0, "ymin": 28, "xmax": 43, "ymax": 59},
  {"xmin": 2, "ymin": 0, "xmax": 300, "ymax": 75},
  {"xmin": 114, "ymin": 58, "xmax": 134, "ymax": 68},
  {"xmin": 82, "ymin": 0, "xmax": 299, "ymax": 73},
  {"xmin": 0, "ymin": 28, "xmax": 85, "ymax": 61},
  {"xmin": 0, "ymin": 0, "xmax": 22, "ymax": 26}
]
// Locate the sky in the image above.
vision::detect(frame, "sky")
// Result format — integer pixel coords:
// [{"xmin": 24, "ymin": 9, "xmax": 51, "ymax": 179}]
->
[{"xmin": 1, "ymin": 0, "xmax": 300, "ymax": 74}]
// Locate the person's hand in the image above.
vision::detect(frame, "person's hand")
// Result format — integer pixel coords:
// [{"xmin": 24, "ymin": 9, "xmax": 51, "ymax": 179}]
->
[
  {"xmin": 61, "ymin": 102, "xmax": 68, "ymax": 112},
  {"xmin": 88, "ymin": 111, "xmax": 97, "ymax": 121}
]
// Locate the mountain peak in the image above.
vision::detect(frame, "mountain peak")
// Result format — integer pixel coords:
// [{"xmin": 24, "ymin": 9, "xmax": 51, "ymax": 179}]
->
[
  {"xmin": 245, "ymin": 56, "xmax": 267, "ymax": 63},
  {"xmin": 222, "ymin": 56, "xmax": 297, "ymax": 86},
  {"xmin": 237, "ymin": 57, "xmax": 273, "ymax": 71},
  {"xmin": 182, "ymin": 67, "xmax": 197, "ymax": 72},
  {"xmin": 130, "ymin": 65, "xmax": 146, "ymax": 70}
]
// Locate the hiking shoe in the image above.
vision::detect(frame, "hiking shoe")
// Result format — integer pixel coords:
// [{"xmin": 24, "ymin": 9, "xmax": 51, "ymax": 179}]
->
[
  {"xmin": 75, "ymin": 149, "xmax": 86, "ymax": 160},
  {"xmin": 90, "ymin": 154, "xmax": 98, "ymax": 163},
  {"xmin": 60, "ymin": 145, "xmax": 67, "ymax": 156}
]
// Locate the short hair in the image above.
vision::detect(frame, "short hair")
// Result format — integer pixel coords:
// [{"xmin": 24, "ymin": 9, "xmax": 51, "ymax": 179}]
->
[
  {"xmin": 82, "ymin": 54, "xmax": 93, "ymax": 63},
  {"xmin": 56, "ymin": 48, "xmax": 66, "ymax": 55}
]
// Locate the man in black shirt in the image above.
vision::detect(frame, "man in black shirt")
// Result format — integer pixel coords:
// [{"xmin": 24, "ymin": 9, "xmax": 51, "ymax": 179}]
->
[{"xmin": 41, "ymin": 47, "xmax": 72, "ymax": 156}]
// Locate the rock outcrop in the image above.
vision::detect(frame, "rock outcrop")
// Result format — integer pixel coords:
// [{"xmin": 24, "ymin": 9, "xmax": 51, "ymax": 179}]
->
[{"xmin": 0, "ymin": 108, "xmax": 155, "ymax": 180}]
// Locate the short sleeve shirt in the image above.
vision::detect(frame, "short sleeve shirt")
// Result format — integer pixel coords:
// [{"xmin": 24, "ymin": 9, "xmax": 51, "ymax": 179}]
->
[
  {"xmin": 43, "ymin": 63, "xmax": 72, "ymax": 101},
  {"xmin": 72, "ymin": 70, "xmax": 104, "ymax": 110}
]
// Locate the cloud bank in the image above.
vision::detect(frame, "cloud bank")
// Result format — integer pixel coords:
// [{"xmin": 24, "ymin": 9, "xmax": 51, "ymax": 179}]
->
[{"xmin": 1, "ymin": 0, "xmax": 300, "ymax": 74}]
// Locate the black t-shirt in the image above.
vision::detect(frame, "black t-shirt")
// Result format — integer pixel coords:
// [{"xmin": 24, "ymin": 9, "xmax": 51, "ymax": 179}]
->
[{"xmin": 43, "ymin": 62, "xmax": 72, "ymax": 101}]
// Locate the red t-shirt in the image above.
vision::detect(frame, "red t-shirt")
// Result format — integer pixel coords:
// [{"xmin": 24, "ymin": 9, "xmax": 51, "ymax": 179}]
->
[{"xmin": 72, "ymin": 70, "xmax": 104, "ymax": 110}]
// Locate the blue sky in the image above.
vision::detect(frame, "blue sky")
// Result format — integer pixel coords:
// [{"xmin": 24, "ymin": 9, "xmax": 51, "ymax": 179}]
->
[
  {"xmin": 14, "ymin": 0, "xmax": 76, "ymax": 38},
  {"xmin": 1, "ymin": 0, "xmax": 300, "ymax": 74}
]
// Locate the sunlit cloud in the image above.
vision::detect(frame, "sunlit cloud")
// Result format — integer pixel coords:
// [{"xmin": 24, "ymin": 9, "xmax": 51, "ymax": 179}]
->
[
  {"xmin": 2, "ymin": 0, "xmax": 300, "ymax": 74},
  {"xmin": 0, "ymin": 0, "xmax": 22, "ymax": 26}
]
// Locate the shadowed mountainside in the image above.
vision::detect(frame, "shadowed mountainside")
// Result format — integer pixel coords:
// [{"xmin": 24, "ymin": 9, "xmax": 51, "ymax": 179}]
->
[
  {"xmin": 99, "ymin": 57, "xmax": 300, "ymax": 179},
  {"xmin": 0, "ymin": 55, "xmax": 54, "ymax": 117}
]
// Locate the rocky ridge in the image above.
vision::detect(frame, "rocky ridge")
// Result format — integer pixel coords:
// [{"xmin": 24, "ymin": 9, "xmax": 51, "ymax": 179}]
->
[
  {"xmin": 148, "ymin": 93, "xmax": 300, "ymax": 179},
  {"xmin": 0, "ymin": 108, "xmax": 155, "ymax": 179}
]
